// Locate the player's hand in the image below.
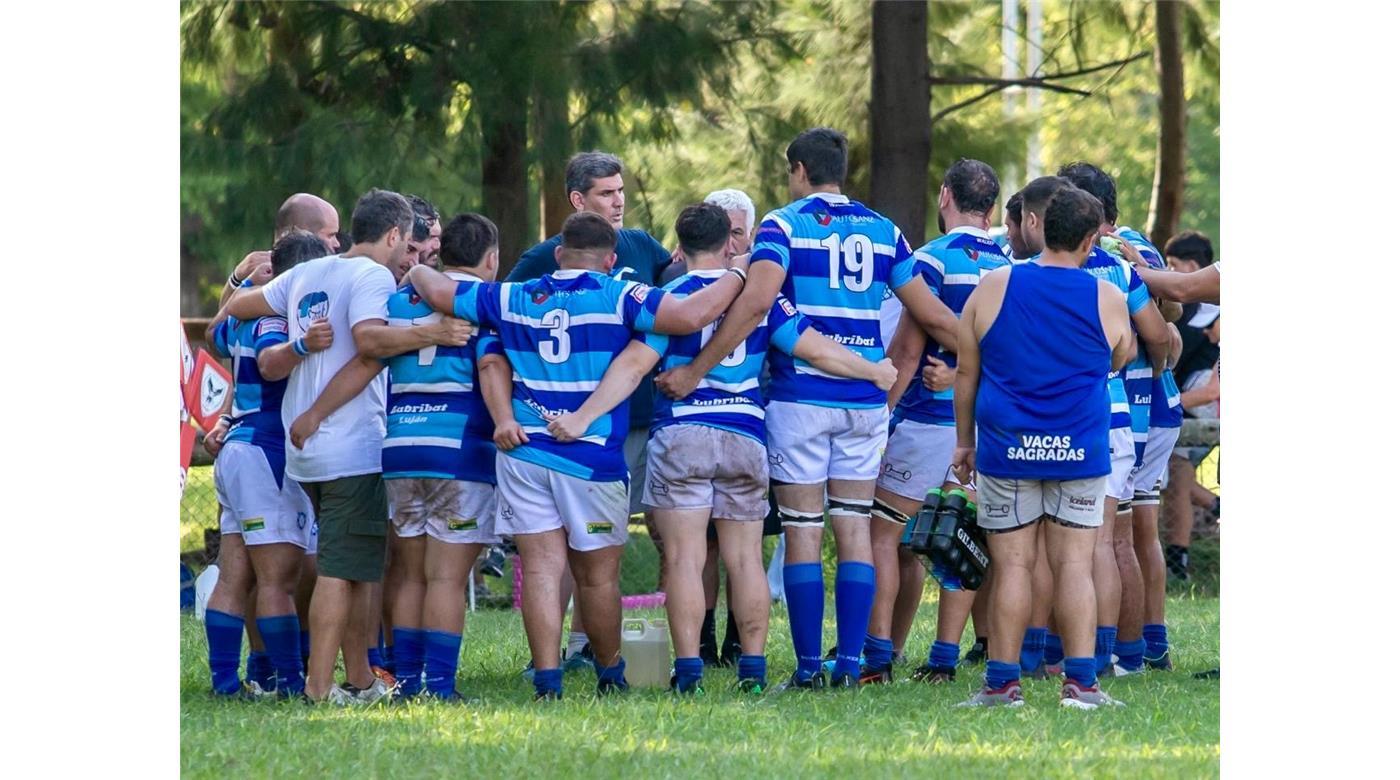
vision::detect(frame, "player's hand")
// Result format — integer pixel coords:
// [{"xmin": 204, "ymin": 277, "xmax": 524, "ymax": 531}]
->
[
  {"xmin": 669, "ymin": 246, "xmax": 685, "ymax": 265},
  {"xmin": 1117, "ymin": 237, "xmax": 1148, "ymax": 268},
  {"xmin": 921, "ymin": 355, "xmax": 955, "ymax": 392},
  {"xmin": 302, "ymin": 319, "xmax": 334, "ymax": 352},
  {"xmin": 494, "ymin": 421, "xmax": 530, "ymax": 451},
  {"xmin": 545, "ymin": 412, "xmax": 590, "ymax": 443},
  {"xmin": 870, "ymin": 357, "xmax": 898, "ymax": 392},
  {"xmin": 429, "ymin": 316, "xmax": 474, "ymax": 347},
  {"xmin": 728, "ymin": 252, "xmax": 751, "ymax": 274},
  {"xmin": 203, "ymin": 419, "xmax": 229, "ymax": 457},
  {"xmin": 289, "ymin": 410, "xmax": 323, "ymax": 450},
  {"xmin": 951, "ymin": 446, "xmax": 977, "ymax": 484},
  {"xmin": 655, "ymin": 365, "xmax": 700, "ymax": 400},
  {"xmin": 233, "ymin": 251, "xmax": 272, "ymax": 285}
]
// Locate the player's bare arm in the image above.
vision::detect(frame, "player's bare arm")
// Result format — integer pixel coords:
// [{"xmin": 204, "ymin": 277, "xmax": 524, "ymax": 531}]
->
[
  {"xmin": 257, "ymin": 320, "xmax": 333, "ymax": 381},
  {"xmin": 655, "ymin": 256, "xmax": 778, "ymax": 399},
  {"xmin": 477, "ymin": 352, "xmax": 526, "ymax": 451},
  {"xmin": 649, "ymin": 263, "xmax": 747, "ymax": 335},
  {"xmin": 547, "ymin": 340, "xmax": 663, "ymax": 443},
  {"xmin": 790, "ymin": 329, "xmax": 899, "ymax": 392},
  {"xmin": 351, "ymin": 316, "xmax": 473, "ymax": 360},
  {"xmin": 883, "ymin": 310, "xmax": 927, "ymax": 408},
  {"xmin": 287, "ymin": 354, "xmax": 384, "ymax": 449},
  {"xmin": 892, "ymin": 278, "xmax": 960, "ymax": 353},
  {"xmin": 950, "ymin": 286, "xmax": 983, "ymax": 484}
]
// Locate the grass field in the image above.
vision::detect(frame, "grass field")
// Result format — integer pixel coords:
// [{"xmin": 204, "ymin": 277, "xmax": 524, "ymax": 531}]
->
[{"xmin": 180, "ymin": 592, "xmax": 1219, "ymax": 777}]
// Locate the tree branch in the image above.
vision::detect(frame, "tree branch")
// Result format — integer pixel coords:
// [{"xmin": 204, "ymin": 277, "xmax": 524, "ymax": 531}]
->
[{"xmin": 928, "ymin": 51, "xmax": 1149, "ymax": 92}]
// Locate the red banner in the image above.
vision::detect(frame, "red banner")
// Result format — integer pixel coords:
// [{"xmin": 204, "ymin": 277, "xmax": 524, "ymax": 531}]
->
[{"xmin": 184, "ymin": 349, "xmax": 233, "ymax": 434}]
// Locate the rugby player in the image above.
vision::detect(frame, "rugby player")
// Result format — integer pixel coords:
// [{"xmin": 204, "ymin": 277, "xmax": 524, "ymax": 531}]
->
[
  {"xmin": 406, "ymin": 211, "xmax": 746, "ymax": 700},
  {"xmin": 509, "ymin": 152, "xmax": 674, "ymax": 674},
  {"xmin": 952, "ymin": 186, "xmax": 1134, "ymax": 709},
  {"xmin": 229, "ymin": 189, "xmax": 474, "ymax": 704},
  {"xmin": 546, "ymin": 203, "xmax": 897, "ymax": 694},
  {"xmin": 202, "ymin": 230, "xmax": 331, "ymax": 698},
  {"xmin": 656, "ymin": 128, "xmax": 961, "ymax": 689},
  {"xmin": 874, "ymin": 159, "xmax": 1008, "ymax": 685}
]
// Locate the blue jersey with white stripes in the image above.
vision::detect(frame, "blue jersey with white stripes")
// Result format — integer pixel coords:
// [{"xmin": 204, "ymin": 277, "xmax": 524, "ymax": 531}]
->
[
  {"xmin": 1082, "ymin": 246, "xmax": 1150, "ymax": 431},
  {"xmin": 646, "ymin": 269, "xmax": 810, "ymax": 444},
  {"xmin": 750, "ymin": 192, "xmax": 917, "ymax": 409},
  {"xmin": 452, "ymin": 269, "xmax": 665, "ymax": 482},
  {"xmin": 209, "ymin": 314, "xmax": 288, "ymax": 452},
  {"xmin": 1115, "ymin": 227, "xmax": 1166, "ymax": 460},
  {"xmin": 895, "ymin": 227, "xmax": 1011, "ymax": 426},
  {"xmin": 382, "ymin": 274, "xmax": 501, "ymax": 484}
]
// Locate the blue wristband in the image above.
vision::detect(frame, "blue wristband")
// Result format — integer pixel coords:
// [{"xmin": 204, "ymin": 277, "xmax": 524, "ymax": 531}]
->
[{"xmin": 292, "ymin": 337, "xmax": 310, "ymax": 357}]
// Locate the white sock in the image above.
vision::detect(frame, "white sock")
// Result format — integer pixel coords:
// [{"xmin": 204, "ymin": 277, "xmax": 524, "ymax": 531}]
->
[{"xmin": 566, "ymin": 631, "xmax": 589, "ymax": 657}]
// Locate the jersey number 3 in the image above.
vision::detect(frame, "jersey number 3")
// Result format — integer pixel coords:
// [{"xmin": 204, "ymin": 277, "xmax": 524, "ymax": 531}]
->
[
  {"xmin": 822, "ymin": 233, "xmax": 875, "ymax": 293},
  {"xmin": 540, "ymin": 309, "xmax": 571, "ymax": 363}
]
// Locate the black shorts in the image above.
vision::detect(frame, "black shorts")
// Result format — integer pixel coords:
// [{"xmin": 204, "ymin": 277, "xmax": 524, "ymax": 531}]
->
[{"xmin": 303, "ymin": 473, "xmax": 389, "ymax": 582}]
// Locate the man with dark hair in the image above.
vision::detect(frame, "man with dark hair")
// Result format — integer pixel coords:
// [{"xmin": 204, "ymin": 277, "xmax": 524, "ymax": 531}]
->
[
  {"xmin": 405, "ymin": 210, "xmax": 746, "ymax": 700},
  {"xmin": 404, "ymin": 195, "xmax": 443, "ymax": 273},
  {"xmin": 506, "ymin": 151, "xmax": 675, "ymax": 673},
  {"xmin": 1054, "ymin": 163, "xmax": 1172, "ymax": 677},
  {"xmin": 952, "ymin": 186, "xmax": 1134, "ymax": 709},
  {"xmin": 227, "ymin": 188, "xmax": 475, "ymax": 704},
  {"xmin": 1003, "ymin": 192, "xmax": 1031, "ymax": 260},
  {"xmin": 657, "ymin": 127, "xmax": 961, "ymax": 690},
  {"xmin": 544, "ymin": 203, "xmax": 897, "ymax": 694},
  {"xmin": 199, "ymin": 229, "xmax": 331, "ymax": 699},
  {"xmin": 873, "ymin": 159, "xmax": 1010, "ymax": 685}
]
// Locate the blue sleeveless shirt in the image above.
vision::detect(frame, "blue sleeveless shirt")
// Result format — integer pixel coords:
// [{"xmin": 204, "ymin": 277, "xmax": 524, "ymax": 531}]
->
[{"xmin": 975, "ymin": 263, "xmax": 1112, "ymax": 480}]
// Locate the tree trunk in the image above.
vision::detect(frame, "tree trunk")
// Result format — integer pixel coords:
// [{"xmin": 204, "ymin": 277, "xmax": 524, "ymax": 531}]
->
[
  {"xmin": 1146, "ymin": 0, "xmax": 1186, "ymax": 248},
  {"xmin": 869, "ymin": 0, "xmax": 931, "ymax": 247},
  {"xmin": 534, "ymin": 74, "xmax": 572, "ymax": 242},
  {"xmin": 481, "ymin": 97, "xmax": 531, "ymax": 278}
]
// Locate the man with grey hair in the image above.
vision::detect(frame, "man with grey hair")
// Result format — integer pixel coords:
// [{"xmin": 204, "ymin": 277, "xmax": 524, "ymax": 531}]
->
[{"xmin": 506, "ymin": 152, "xmax": 673, "ymax": 675}]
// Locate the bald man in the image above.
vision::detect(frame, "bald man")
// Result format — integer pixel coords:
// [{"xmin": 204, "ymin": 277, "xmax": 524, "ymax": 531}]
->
[{"xmin": 221, "ymin": 194, "xmax": 341, "ymax": 307}]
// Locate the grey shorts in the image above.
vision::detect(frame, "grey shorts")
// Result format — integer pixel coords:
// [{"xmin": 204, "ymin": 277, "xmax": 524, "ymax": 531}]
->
[
  {"xmin": 642, "ymin": 424, "xmax": 769, "ymax": 522},
  {"xmin": 625, "ymin": 426, "xmax": 649, "ymax": 516},
  {"xmin": 977, "ymin": 474, "xmax": 1108, "ymax": 533}
]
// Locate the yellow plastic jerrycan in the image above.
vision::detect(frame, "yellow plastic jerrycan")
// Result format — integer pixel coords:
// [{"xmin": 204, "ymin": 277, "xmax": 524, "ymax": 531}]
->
[{"xmin": 619, "ymin": 618, "xmax": 671, "ymax": 688}]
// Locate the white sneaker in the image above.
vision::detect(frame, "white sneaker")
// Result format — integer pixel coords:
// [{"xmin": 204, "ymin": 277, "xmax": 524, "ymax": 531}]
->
[
  {"xmin": 1110, "ymin": 663, "xmax": 1146, "ymax": 678},
  {"xmin": 352, "ymin": 676, "xmax": 397, "ymax": 705},
  {"xmin": 241, "ymin": 680, "xmax": 278, "ymax": 700},
  {"xmin": 1060, "ymin": 680, "xmax": 1126, "ymax": 709},
  {"xmin": 325, "ymin": 685, "xmax": 362, "ymax": 706}
]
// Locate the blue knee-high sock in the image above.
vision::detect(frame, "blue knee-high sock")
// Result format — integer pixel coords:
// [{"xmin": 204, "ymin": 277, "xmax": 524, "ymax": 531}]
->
[
  {"xmin": 255, "ymin": 614, "xmax": 304, "ymax": 695},
  {"xmin": 594, "ymin": 656, "xmax": 628, "ymax": 687},
  {"xmin": 205, "ymin": 609, "xmax": 245, "ymax": 695},
  {"xmin": 1064, "ymin": 656, "xmax": 1097, "ymax": 689},
  {"xmin": 863, "ymin": 633, "xmax": 894, "ymax": 671},
  {"xmin": 927, "ymin": 640, "xmax": 960, "ymax": 669},
  {"xmin": 1116, "ymin": 638, "xmax": 1146, "ymax": 671},
  {"xmin": 985, "ymin": 660, "xmax": 1020, "ymax": 690},
  {"xmin": 246, "ymin": 650, "xmax": 275, "ymax": 689},
  {"xmin": 832, "ymin": 562, "xmax": 876, "ymax": 679},
  {"xmin": 367, "ymin": 645, "xmax": 384, "ymax": 670},
  {"xmin": 393, "ymin": 627, "xmax": 426, "ymax": 696},
  {"xmin": 1143, "ymin": 623, "xmax": 1169, "ymax": 659},
  {"xmin": 673, "ymin": 656, "xmax": 704, "ymax": 692},
  {"xmin": 783, "ymin": 562, "xmax": 825, "ymax": 680},
  {"xmin": 1044, "ymin": 633, "xmax": 1065, "ymax": 665},
  {"xmin": 422, "ymin": 629, "xmax": 462, "ymax": 698},
  {"xmin": 534, "ymin": 667, "xmax": 563, "ymax": 698},
  {"xmin": 1020, "ymin": 626, "xmax": 1048, "ymax": 672},
  {"xmin": 1095, "ymin": 626, "xmax": 1118, "ymax": 674},
  {"xmin": 382, "ymin": 641, "xmax": 396, "ymax": 675},
  {"xmin": 737, "ymin": 654, "xmax": 767, "ymax": 686}
]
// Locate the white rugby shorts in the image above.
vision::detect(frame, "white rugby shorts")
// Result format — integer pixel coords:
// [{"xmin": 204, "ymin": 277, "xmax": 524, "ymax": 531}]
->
[
  {"xmin": 214, "ymin": 441, "xmax": 315, "ymax": 548},
  {"xmin": 766, "ymin": 400, "xmax": 889, "ymax": 485},
  {"xmin": 494, "ymin": 455, "xmax": 630, "ymax": 552}
]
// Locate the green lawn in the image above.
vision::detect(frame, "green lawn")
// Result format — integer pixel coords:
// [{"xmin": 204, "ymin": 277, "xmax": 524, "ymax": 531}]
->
[{"xmin": 180, "ymin": 593, "xmax": 1218, "ymax": 777}]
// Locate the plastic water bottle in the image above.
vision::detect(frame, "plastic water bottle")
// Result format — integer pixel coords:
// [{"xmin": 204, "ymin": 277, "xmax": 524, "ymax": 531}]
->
[{"xmin": 619, "ymin": 618, "xmax": 671, "ymax": 687}]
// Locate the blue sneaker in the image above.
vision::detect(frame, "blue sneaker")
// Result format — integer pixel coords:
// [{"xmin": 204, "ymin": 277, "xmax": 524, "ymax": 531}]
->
[{"xmin": 563, "ymin": 643, "xmax": 595, "ymax": 674}]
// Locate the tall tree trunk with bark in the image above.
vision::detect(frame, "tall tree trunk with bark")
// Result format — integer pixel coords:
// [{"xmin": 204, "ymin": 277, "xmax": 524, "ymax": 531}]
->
[
  {"xmin": 534, "ymin": 76, "xmax": 572, "ymax": 243},
  {"xmin": 481, "ymin": 96, "xmax": 530, "ymax": 277},
  {"xmin": 1147, "ymin": 0, "xmax": 1186, "ymax": 248},
  {"xmin": 869, "ymin": 0, "xmax": 931, "ymax": 247}
]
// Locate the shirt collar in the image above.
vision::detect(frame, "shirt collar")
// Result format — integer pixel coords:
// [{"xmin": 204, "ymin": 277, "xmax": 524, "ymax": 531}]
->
[
  {"xmin": 687, "ymin": 268, "xmax": 728, "ymax": 279},
  {"xmin": 946, "ymin": 225, "xmax": 991, "ymax": 239},
  {"xmin": 551, "ymin": 269, "xmax": 589, "ymax": 279},
  {"xmin": 807, "ymin": 192, "xmax": 850, "ymax": 205}
]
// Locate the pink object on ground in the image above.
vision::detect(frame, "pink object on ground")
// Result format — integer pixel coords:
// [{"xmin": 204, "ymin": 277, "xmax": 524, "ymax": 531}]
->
[{"xmin": 621, "ymin": 592, "xmax": 667, "ymax": 609}]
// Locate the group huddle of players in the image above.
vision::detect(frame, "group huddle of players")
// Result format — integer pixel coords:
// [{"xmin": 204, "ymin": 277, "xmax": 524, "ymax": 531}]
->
[{"xmin": 200, "ymin": 126, "xmax": 1204, "ymax": 709}]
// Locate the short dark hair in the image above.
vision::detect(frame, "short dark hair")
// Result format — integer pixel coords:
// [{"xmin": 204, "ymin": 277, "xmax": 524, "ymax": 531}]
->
[
  {"xmin": 943, "ymin": 159, "xmax": 999, "ymax": 215},
  {"xmin": 407, "ymin": 194, "xmax": 440, "ymax": 242},
  {"xmin": 560, "ymin": 211, "xmax": 617, "ymax": 253},
  {"xmin": 1164, "ymin": 230, "xmax": 1215, "ymax": 266},
  {"xmin": 786, "ymin": 127, "xmax": 848, "ymax": 187},
  {"xmin": 675, "ymin": 203, "xmax": 731, "ymax": 256},
  {"xmin": 1056, "ymin": 161, "xmax": 1117, "ymax": 224},
  {"xmin": 1020, "ymin": 175, "xmax": 1072, "ymax": 219},
  {"xmin": 565, "ymin": 152, "xmax": 624, "ymax": 198},
  {"xmin": 1043, "ymin": 188, "xmax": 1106, "ymax": 253},
  {"xmin": 270, "ymin": 230, "xmax": 330, "ymax": 276},
  {"xmin": 439, "ymin": 213, "xmax": 498, "ymax": 269},
  {"xmin": 1005, "ymin": 192, "xmax": 1024, "ymax": 226},
  {"xmin": 350, "ymin": 189, "xmax": 414, "ymax": 245},
  {"xmin": 334, "ymin": 231, "xmax": 351, "ymax": 253}
]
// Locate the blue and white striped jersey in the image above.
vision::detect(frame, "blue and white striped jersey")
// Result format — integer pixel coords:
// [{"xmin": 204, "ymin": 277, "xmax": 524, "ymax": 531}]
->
[
  {"xmin": 645, "ymin": 269, "xmax": 810, "ymax": 445},
  {"xmin": 209, "ymin": 314, "xmax": 288, "ymax": 453},
  {"xmin": 382, "ymin": 273, "xmax": 501, "ymax": 484},
  {"xmin": 894, "ymin": 227, "xmax": 1011, "ymax": 426},
  {"xmin": 750, "ymin": 192, "xmax": 917, "ymax": 409},
  {"xmin": 1115, "ymin": 227, "xmax": 1182, "ymax": 436},
  {"xmin": 1082, "ymin": 246, "xmax": 1150, "ymax": 431},
  {"xmin": 452, "ymin": 269, "xmax": 666, "ymax": 482}
]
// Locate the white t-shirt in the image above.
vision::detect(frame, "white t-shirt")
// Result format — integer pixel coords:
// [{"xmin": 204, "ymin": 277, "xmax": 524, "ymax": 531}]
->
[
  {"xmin": 878, "ymin": 287, "xmax": 903, "ymax": 349},
  {"xmin": 261, "ymin": 254, "xmax": 396, "ymax": 482}
]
